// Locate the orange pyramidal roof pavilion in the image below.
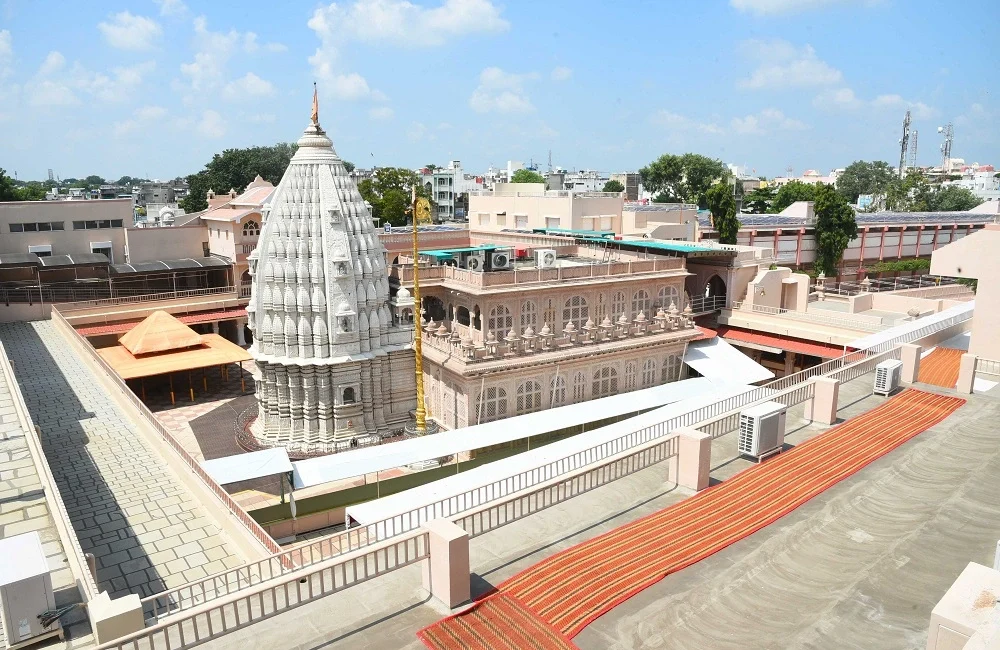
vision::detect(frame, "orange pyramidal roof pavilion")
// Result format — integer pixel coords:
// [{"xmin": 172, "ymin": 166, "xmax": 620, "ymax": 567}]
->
[{"xmin": 119, "ymin": 311, "xmax": 204, "ymax": 356}]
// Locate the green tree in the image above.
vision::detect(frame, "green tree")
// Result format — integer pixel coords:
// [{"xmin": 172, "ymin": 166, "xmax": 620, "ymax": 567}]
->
[
  {"xmin": 886, "ymin": 171, "xmax": 932, "ymax": 211},
  {"xmin": 705, "ymin": 182, "xmax": 740, "ymax": 244},
  {"xmin": 813, "ymin": 183, "xmax": 857, "ymax": 276},
  {"xmin": 743, "ymin": 184, "xmax": 775, "ymax": 214},
  {"xmin": 0, "ymin": 169, "xmax": 18, "ymax": 201},
  {"xmin": 638, "ymin": 153, "xmax": 728, "ymax": 208},
  {"xmin": 342, "ymin": 160, "xmax": 355, "ymax": 173},
  {"xmin": 357, "ymin": 167, "xmax": 430, "ymax": 226},
  {"xmin": 927, "ymin": 186, "xmax": 982, "ymax": 211},
  {"xmin": 601, "ymin": 179, "xmax": 625, "ymax": 193},
  {"xmin": 15, "ymin": 182, "xmax": 47, "ymax": 201},
  {"xmin": 179, "ymin": 142, "xmax": 298, "ymax": 212},
  {"xmin": 770, "ymin": 180, "xmax": 816, "ymax": 213},
  {"xmin": 510, "ymin": 169, "xmax": 545, "ymax": 184},
  {"xmin": 835, "ymin": 160, "xmax": 895, "ymax": 204}
]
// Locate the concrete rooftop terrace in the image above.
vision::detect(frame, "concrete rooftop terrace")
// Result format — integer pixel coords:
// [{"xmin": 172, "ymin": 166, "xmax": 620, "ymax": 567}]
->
[{"xmin": 194, "ymin": 372, "xmax": 1000, "ymax": 650}]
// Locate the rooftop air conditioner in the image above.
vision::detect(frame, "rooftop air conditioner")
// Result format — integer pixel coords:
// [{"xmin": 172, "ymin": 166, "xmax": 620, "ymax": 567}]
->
[
  {"xmin": 0, "ymin": 532, "xmax": 60, "ymax": 648},
  {"xmin": 738, "ymin": 401, "xmax": 787, "ymax": 460},
  {"xmin": 490, "ymin": 251, "xmax": 512, "ymax": 270},
  {"xmin": 874, "ymin": 359, "xmax": 903, "ymax": 396},
  {"xmin": 465, "ymin": 254, "xmax": 485, "ymax": 272},
  {"xmin": 535, "ymin": 249, "xmax": 557, "ymax": 269}
]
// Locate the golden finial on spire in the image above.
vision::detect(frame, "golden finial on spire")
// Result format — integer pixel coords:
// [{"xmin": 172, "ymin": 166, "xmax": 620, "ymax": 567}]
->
[{"xmin": 311, "ymin": 82, "xmax": 319, "ymax": 125}]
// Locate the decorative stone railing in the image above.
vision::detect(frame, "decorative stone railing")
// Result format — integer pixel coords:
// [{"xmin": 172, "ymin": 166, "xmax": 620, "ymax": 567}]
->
[{"xmin": 419, "ymin": 303, "xmax": 698, "ymax": 364}]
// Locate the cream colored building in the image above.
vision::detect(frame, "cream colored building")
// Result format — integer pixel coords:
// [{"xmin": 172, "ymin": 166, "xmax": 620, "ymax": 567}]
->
[
  {"xmin": 0, "ymin": 198, "xmax": 134, "ymax": 262},
  {"xmin": 468, "ymin": 183, "xmax": 623, "ymax": 233}
]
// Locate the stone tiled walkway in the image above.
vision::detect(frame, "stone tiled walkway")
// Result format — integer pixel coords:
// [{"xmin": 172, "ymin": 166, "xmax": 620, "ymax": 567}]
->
[{"xmin": 0, "ymin": 321, "xmax": 245, "ymax": 600}]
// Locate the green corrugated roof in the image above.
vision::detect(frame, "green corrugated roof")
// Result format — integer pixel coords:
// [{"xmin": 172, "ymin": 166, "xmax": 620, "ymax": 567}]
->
[
  {"xmin": 577, "ymin": 237, "xmax": 727, "ymax": 255},
  {"xmin": 534, "ymin": 227, "xmax": 615, "ymax": 238},
  {"xmin": 418, "ymin": 245, "xmax": 502, "ymax": 257}
]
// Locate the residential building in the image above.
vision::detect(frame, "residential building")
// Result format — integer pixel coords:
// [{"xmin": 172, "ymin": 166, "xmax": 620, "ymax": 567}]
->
[
  {"xmin": 136, "ymin": 179, "xmax": 189, "ymax": 207},
  {"xmin": 609, "ymin": 172, "xmax": 641, "ymax": 200},
  {"xmin": 0, "ymin": 198, "xmax": 134, "ymax": 262},
  {"xmin": 418, "ymin": 160, "xmax": 483, "ymax": 221},
  {"xmin": 771, "ymin": 169, "xmax": 843, "ymax": 187},
  {"xmin": 467, "ymin": 182, "xmax": 623, "ymax": 233},
  {"xmin": 944, "ymin": 166, "xmax": 999, "ymax": 203}
]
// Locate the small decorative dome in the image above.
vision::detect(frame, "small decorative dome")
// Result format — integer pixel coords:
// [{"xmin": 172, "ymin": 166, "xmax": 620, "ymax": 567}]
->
[
  {"xmin": 337, "ymin": 301, "xmax": 352, "ymax": 314},
  {"xmin": 564, "ymin": 321, "xmax": 577, "ymax": 332},
  {"xmin": 487, "ymin": 330, "xmax": 496, "ymax": 342},
  {"xmin": 601, "ymin": 315, "xmax": 613, "ymax": 328},
  {"xmin": 540, "ymin": 323, "xmax": 551, "ymax": 336},
  {"xmin": 584, "ymin": 318, "xmax": 596, "ymax": 329},
  {"xmin": 523, "ymin": 325, "xmax": 535, "ymax": 337},
  {"xmin": 655, "ymin": 307, "xmax": 666, "ymax": 319},
  {"xmin": 437, "ymin": 323, "xmax": 448, "ymax": 336},
  {"xmin": 462, "ymin": 334, "xmax": 474, "ymax": 347},
  {"xmin": 617, "ymin": 312, "xmax": 630, "ymax": 325},
  {"xmin": 506, "ymin": 329, "xmax": 519, "ymax": 341},
  {"xmin": 635, "ymin": 311, "xmax": 647, "ymax": 322},
  {"xmin": 668, "ymin": 301, "xmax": 679, "ymax": 315}
]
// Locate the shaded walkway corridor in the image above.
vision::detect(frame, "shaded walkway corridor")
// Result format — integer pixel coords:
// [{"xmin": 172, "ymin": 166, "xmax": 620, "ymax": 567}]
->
[{"xmin": 0, "ymin": 321, "xmax": 244, "ymax": 600}]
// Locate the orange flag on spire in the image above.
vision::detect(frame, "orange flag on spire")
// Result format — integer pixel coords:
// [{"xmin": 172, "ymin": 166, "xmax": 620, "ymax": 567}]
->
[{"xmin": 311, "ymin": 83, "xmax": 319, "ymax": 125}]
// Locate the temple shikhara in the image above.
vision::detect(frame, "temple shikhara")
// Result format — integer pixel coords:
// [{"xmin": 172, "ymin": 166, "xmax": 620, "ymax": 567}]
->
[{"xmin": 244, "ymin": 94, "xmax": 416, "ymax": 447}]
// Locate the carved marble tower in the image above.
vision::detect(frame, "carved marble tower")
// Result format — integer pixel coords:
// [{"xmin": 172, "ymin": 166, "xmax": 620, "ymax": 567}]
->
[{"xmin": 246, "ymin": 97, "xmax": 416, "ymax": 447}]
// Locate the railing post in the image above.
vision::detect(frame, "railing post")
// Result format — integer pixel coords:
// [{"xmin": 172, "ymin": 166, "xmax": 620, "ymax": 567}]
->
[
  {"xmin": 900, "ymin": 343, "xmax": 922, "ymax": 384},
  {"xmin": 803, "ymin": 377, "xmax": 839, "ymax": 425},
  {"xmin": 421, "ymin": 520, "xmax": 470, "ymax": 609},
  {"xmin": 674, "ymin": 428, "xmax": 711, "ymax": 491},
  {"xmin": 956, "ymin": 354, "xmax": 977, "ymax": 394}
]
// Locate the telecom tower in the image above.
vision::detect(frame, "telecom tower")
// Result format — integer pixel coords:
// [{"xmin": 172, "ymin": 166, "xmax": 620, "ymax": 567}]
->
[
  {"xmin": 47, "ymin": 169, "xmax": 54, "ymax": 182},
  {"xmin": 898, "ymin": 111, "xmax": 911, "ymax": 178},
  {"xmin": 938, "ymin": 123, "xmax": 954, "ymax": 171},
  {"xmin": 909, "ymin": 130, "xmax": 918, "ymax": 169}
]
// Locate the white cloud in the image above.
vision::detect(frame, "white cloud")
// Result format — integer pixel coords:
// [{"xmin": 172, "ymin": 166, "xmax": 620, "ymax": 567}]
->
[
  {"xmin": 731, "ymin": 108, "xmax": 808, "ymax": 134},
  {"xmin": 739, "ymin": 39, "xmax": 842, "ymax": 89},
  {"xmin": 245, "ymin": 113, "xmax": 276, "ymax": 124},
  {"xmin": 308, "ymin": 0, "xmax": 508, "ymax": 103},
  {"xmin": 154, "ymin": 0, "xmax": 187, "ymax": 16},
  {"xmin": 649, "ymin": 110, "xmax": 723, "ymax": 135},
  {"xmin": 407, "ymin": 121, "xmax": 433, "ymax": 142},
  {"xmin": 872, "ymin": 94, "xmax": 936, "ymax": 119},
  {"xmin": 730, "ymin": 0, "xmax": 878, "ymax": 14},
  {"xmin": 368, "ymin": 106, "xmax": 394, "ymax": 120},
  {"xmin": 38, "ymin": 51, "xmax": 65, "ymax": 76},
  {"xmin": 27, "ymin": 80, "xmax": 78, "ymax": 107},
  {"xmin": 88, "ymin": 61, "xmax": 156, "ymax": 102},
  {"xmin": 113, "ymin": 104, "xmax": 168, "ymax": 136},
  {"xmin": 551, "ymin": 66, "xmax": 572, "ymax": 82},
  {"xmin": 469, "ymin": 67, "xmax": 537, "ymax": 114},
  {"xmin": 0, "ymin": 30, "xmax": 12, "ymax": 78},
  {"xmin": 179, "ymin": 17, "xmax": 283, "ymax": 93},
  {"xmin": 98, "ymin": 12, "xmax": 161, "ymax": 51},
  {"xmin": 812, "ymin": 86, "xmax": 863, "ymax": 110},
  {"xmin": 197, "ymin": 109, "xmax": 226, "ymax": 138},
  {"xmin": 223, "ymin": 72, "xmax": 275, "ymax": 98}
]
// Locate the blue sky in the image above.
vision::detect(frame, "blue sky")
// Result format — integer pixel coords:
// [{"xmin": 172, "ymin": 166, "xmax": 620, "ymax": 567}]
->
[{"xmin": 0, "ymin": 0, "xmax": 996, "ymax": 182}]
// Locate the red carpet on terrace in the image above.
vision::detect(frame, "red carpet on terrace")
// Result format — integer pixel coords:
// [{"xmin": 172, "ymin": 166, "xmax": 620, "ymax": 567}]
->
[
  {"xmin": 418, "ymin": 389, "xmax": 965, "ymax": 650},
  {"xmin": 918, "ymin": 347, "xmax": 964, "ymax": 388}
]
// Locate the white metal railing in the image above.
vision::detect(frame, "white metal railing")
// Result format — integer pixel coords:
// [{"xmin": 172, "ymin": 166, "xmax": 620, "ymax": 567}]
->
[
  {"xmin": 56, "ymin": 286, "xmax": 237, "ymax": 311},
  {"xmin": 133, "ymin": 292, "xmax": 972, "ymax": 628},
  {"xmin": 729, "ymin": 301, "xmax": 885, "ymax": 332},
  {"xmin": 98, "ymin": 533, "xmax": 428, "ymax": 650},
  {"xmin": 976, "ymin": 358, "xmax": 1000, "ymax": 377}
]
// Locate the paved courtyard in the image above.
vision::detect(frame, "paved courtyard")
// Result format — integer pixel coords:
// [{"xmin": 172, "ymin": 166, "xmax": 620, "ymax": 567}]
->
[
  {"xmin": 198, "ymin": 375, "xmax": 1000, "ymax": 650},
  {"xmin": 0, "ymin": 321, "xmax": 245, "ymax": 600}
]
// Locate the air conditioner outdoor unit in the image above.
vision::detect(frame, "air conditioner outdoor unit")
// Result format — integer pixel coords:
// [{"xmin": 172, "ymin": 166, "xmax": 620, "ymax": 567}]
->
[
  {"xmin": 0, "ymin": 532, "xmax": 60, "ymax": 649},
  {"xmin": 738, "ymin": 401, "xmax": 787, "ymax": 460},
  {"xmin": 465, "ymin": 254, "xmax": 485, "ymax": 272},
  {"xmin": 874, "ymin": 359, "xmax": 903, "ymax": 396},
  {"xmin": 534, "ymin": 249, "xmax": 557, "ymax": 269},
  {"xmin": 490, "ymin": 251, "xmax": 512, "ymax": 270}
]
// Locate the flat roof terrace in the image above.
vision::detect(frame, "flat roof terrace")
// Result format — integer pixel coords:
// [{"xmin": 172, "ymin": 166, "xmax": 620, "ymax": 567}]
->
[{"xmin": 190, "ymin": 372, "xmax": 1000, "ymax": 650}]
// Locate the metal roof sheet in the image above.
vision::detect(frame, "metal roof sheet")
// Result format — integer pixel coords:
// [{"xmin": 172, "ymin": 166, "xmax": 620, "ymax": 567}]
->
[
  {"xmin": 38, "ymin": 252, "xmax": 110, "ymax": 268},
  {"xmin": 111, "ymin": 257, "xmax": 230, "ymax": 274}
]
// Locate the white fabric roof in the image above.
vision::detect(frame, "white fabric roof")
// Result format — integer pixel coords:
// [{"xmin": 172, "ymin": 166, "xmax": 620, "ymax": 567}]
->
[
  {"xmin": 292, "ymin": 378, "xmax": 722, "ymax": 490},
  {"xmin": 846, "ymin": 301, "xmax": 974, "ymax": 350},
  {"xmin": 683, "ymin": 337, "xmax": 774, "ymax": 385},
  {"xmin": 202, "ymin": 448, "xmax": 292, "ymax": 485},
  {"xmin": 345, "ymin": 380, "xmax": 762, "ymax": 531}
]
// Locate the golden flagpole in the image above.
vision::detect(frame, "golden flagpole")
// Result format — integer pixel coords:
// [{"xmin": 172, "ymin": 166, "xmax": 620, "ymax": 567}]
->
[{"xmin": 411, "ymin": 186, "xmax": 426, "ymax": 434}]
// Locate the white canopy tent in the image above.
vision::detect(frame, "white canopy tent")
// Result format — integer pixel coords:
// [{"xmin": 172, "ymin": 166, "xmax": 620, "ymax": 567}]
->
[
  {"xmin": 344, "ymin": 380, "xmax": 762, "ymax": 536},
  {"xmin": 201, "ymin": 448, "xmax": 292, "ymax": 485},
  {"xmin": 683, "ymin": 337, "xmax": 774, "ymax": 385},
  {"xmin": 846, "ymin": 301, "xmax": 974, "ymax": 351},
  {"xmin": 292, "ymin": 377, "xmax": 725, "ymax": 490}
]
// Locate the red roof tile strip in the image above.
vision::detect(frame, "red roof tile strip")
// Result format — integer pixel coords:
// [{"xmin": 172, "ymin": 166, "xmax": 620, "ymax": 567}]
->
[
  {"xmin": 692, "ymin": 326, "xmax": 717, "ymax": 341},
  {"xmin": 75, "ymin": 307, "xmax": 247, "ymax": 337},
  {"xmin": 717, "ymin": 326, "xmax": 844, "ymax": 359}
]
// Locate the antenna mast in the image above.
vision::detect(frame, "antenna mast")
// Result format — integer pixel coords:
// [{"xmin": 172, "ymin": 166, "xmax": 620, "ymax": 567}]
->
[
  {"xmin": 938, "ymin": 123, "xmax": 954, "ymax": 171},
  {"xmin": 898, "ymin": 110, "xmax": 911, "ymax": 178},
  {"xmin": 909, "ymin": 129, "xmax": 918, "ymax": 169}
]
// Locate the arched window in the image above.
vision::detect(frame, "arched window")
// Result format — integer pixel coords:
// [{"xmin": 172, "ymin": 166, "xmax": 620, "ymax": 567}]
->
[
  {"xmin": 520, "ymin": 300, "xmax": 537, "ymax": 330},
  {"xmin": 657, "ymin": 285, "xmax": 680, "ymax": 309},
  {"xmin": 642, "ymin": 359, "xmax": 657, "ymax": 386},
  {"xmin": 476, "ymin": 386, "xmax": 508, "ymax": 423},
  {"xmin": 611, "ymin": 291, "xmax": 628, "ymax": 320},
  {"xmin": 592, "ymin": 366, "xmax": 619, "ymax": 398},
  {"xmin": 572, "ymin": 372, "xmax": 587, "ymax": 402},
  {"xmin": 516, "ymin": 380, "xmax": 543, "ymax": 414},
  {"xmin": 624, "ymin": 360, "xmax": 637, "ymax": 391},
  {"xmin": 661, "ymin": 355, "xmax": 681, "ymax": 383},
  {"xmin": 632, "ymin": 290, "xmax": 650, "ymax": 316},
  {"xmin": 562, "ymin": 295, "xmax": 589, "ymax": 329},
  {"xmin": 456, "ymin": 306, "xmax": 471, "ymax": 326},
  {"xmin": 343, "ymin": 387, "xmax": 356, "ymax": 403},
  {"xmin": 488, "ymin": 304, "xmax": 513, "ymax": 334},
  {"xmin": 595, "ymin": 292, "xmax": 608, "ymax": 320},
  {"xmin": 550, "ymin": 375, "xmax": 567, "ymax": 407},
  {"xmin": 242, "ymin": 220, "xmax": 260, "ymax": 236},
  {"xmin": 543, "ymin": 298, "xmax": 556, "ymax": 329}
]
